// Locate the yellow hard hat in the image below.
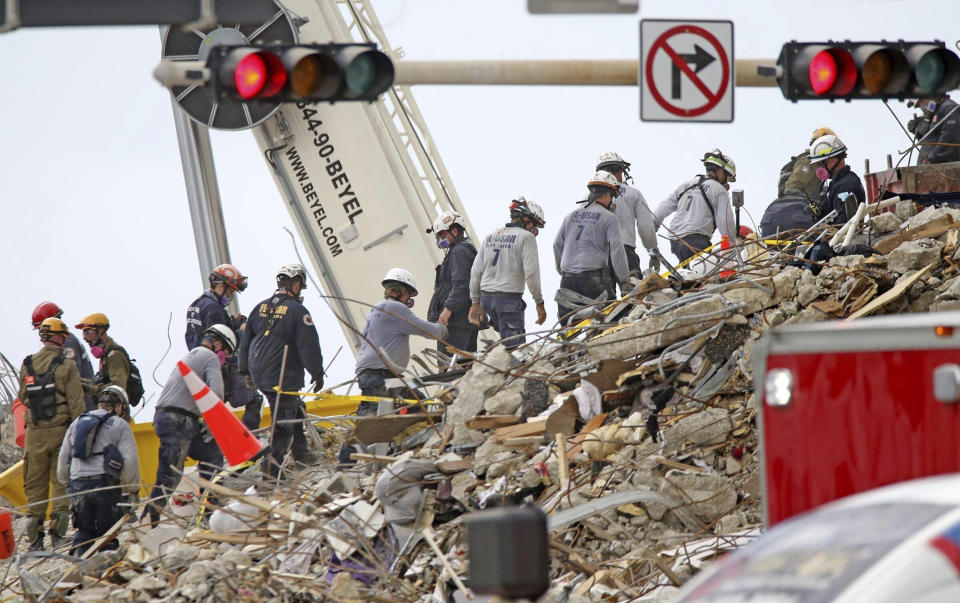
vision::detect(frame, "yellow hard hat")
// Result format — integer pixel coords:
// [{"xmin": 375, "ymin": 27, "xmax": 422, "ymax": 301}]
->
[
  {"xmin": 810, "ymin": 126, "xmax": 836, "ymax": 145},
  {"xmin": 75, "ymin": 313, "xmax": 109, "ymax": 329},
  {"xmin": 39, "ymin": 317, "xmax": 69, "ymax": 334}
]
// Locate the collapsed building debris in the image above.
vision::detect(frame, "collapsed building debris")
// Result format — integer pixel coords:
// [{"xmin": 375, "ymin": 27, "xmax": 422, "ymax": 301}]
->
[{"xmin": 5, "ymin": 200, "xmax": 960, "ymax": 601}]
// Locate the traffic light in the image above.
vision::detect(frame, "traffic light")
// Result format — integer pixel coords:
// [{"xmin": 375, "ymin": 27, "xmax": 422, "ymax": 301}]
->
[
  {"xmin": 776, "ymin": 41, "xmax": 960, "ymax": 101},
  {"xmin": 207, "ymin": 43, "xmax": 395, "ymax": 102}
]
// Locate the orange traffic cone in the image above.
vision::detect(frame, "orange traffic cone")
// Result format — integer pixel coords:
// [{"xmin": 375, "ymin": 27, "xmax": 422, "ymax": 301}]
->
[
  {"xmin": 719, "ymin": 235, "xmax": 735, "ymax": 278},
  {"xmin": 177, "ymin": 360, "xmax": 263, "ymax": 466}
]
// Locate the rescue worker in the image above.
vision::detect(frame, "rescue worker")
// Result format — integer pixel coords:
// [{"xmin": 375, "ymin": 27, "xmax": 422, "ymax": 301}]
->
[
  {"xmin": 595, "ymin": 152, "xmax": 661, "ymax": 278},
  {"xmin": 761, "ymin": 127, "xmax": 838, "ymax": 238},
  {"xmin": 916, "ymin": 93, "xmax": 960, "ymax": 165},
  {"xmin": 18, "ymin": 317, "xmax": 86, "ymax": 550},
  {"xmin": 32, "ymin": 302, "xmax": 96, "ymax": 410},
  {"xmin": 184, "ymin": 263, "xmax": 261, "ymax": 431},
  {"xmin": 75, "ymin": 313, "xmax": 132, "ymax": 419},
  {"xmin": 426, "ymin": 211, "xmax": 479, "ymax": 357},
  {"xmin": 553, "ymin": 171, "xmax": 630, "ymax": 326},
  {"xmin": 57, "ymin": 385, "xmax": 138, "ymax": 556},
  {"xmin": 238, "ymin": 264, "xmax": 323, "ymax": 477},
  {"xmin": 144, "ymin": 326, "xmax": 232, "ymax": 525},
  {"xmin": 354, "ymin": 269, "xmax": 448, "ymax": 416},
  {"xmin": 777, "ymin": 127, "xmax": 836, "ymax": 203},
  {"xmin": 809, "ymin": 134, "xmax": 865, "ymax": 225},
  {"xmin": 654, "ymin": 149, "xmax": 739, "ymax": 263},
  {"xmin": 468, "ymin": 198, "xmax": 547, "ymax": 347}
]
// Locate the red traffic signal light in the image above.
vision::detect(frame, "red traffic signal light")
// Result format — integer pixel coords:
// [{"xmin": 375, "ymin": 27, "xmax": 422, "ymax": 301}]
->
[
  {"xmin": 208, "ymin": 43, "xmax": 394, "ymax": 102},
  {"xmin": 777, "ymin": 40, "xmax": 960, "ymax": 101}
]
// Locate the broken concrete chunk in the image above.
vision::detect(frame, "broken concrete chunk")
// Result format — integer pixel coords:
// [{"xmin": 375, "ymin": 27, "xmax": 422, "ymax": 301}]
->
[
  {"xmin": 659, "ymin": 470, "xmax": 737, "ymax": 522},
  {"xmin": 446, "ymin": 347, "xmax": 513, "ymax": 445},
  {"xmin": 590, "ymin": 297, "xmax": 726, "ymax": 362},
  {"xmin": 661, "ymin": 408, "xmax": 732, "ymax": 457},
  {"xmin": 895, "ymin": 199, "xmax": 918, "ymax": 221},
  {"xmin": 483, "ymin": 389, "xmax": 523, "ymax": 415},
  {"xmin": 884, "ymin": 238, "xmax": 943, "ymax": 273},
  {"xmin": 869, "ymin": 211, "xmax": 902, "ymax": 234}
]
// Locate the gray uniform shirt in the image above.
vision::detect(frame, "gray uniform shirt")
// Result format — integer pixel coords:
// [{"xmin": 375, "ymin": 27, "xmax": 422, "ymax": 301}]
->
[
  {"xmin": 615, "ymin": 183, "xmax": 658, "ymax": 252},
  {"xmin": 469, "ymin": 224, "xmax": 544, "ymax": 305},
  {"xmin": 553, "ymin": 204, "xmax": 629, "ymax": 284},
  {"xmin": 156, "ymin": 347, "xmax": 224, "ymax": 416},
  {"xmin": 57, "ymin": 409, "xmax": 139, "ymax": 491},
  {"xmin": 356, "ymin": 299, "xmax": 449, "ymax": 374},
  {"xmin": 654, "ymin": 176, "xmax": 737, "ymax": 241}
]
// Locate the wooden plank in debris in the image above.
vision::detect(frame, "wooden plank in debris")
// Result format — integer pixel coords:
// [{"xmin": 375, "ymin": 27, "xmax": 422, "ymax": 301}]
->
[
  {"xmin": 556, "ymin": 433, "xmax": 570, "ymax": 492},
  {"xmin": 565, "ymin": 412, "xmax": 608, "ymax": 460},
  {"xmin": 349, "ymin": 452, "xmax": 399, "ymax": 464},
  {"xmin": 493, "ymin": 419, "xmax": 547, "ymax": 441},
  {"xmin": 873, "ymin": 214, "xmax": 955, "ymax": 254},
  {"xmin": 352, "ymin": 412, "xmax": 442, "ymax": 444},
  {"xmin": 848, "ymin": 262, "xmax": 935, "ymax": 320},
  {"xmin": 502, "ymin": 436, "xmax": 546, "ymax": 447},
  {"xmin": 653, "ymin": 455, "xmax": 709, "ymax": 474},
  {"xmin": 465, "ymin": 415, "xmax": 521, "ymax": 430}
]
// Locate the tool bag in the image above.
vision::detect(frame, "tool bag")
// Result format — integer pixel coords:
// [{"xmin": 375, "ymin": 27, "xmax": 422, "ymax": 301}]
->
[{"xmin": 23, "ymin": 354, "xmax": 64, "ymax": 424}]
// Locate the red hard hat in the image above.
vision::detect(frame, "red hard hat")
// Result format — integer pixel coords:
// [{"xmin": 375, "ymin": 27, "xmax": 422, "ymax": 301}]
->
[
  {"xmin": 31, "ymin": 301, "xmax": 63, "ymax": 329},
  {"xmin": 739, "ymin": 225, "xmax": 755, "ymax": 238}
]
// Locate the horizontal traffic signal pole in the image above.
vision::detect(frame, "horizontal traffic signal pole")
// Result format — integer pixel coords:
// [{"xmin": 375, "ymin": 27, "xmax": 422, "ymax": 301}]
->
[{"xmin": 391, "ymin": 59, "xmax": 779, "ymax": 87}]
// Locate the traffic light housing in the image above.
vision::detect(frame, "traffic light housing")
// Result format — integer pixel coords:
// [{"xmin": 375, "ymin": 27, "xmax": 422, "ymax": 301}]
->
[
  {"xmin": 207, "ymin": 43, "xmax": 395, "ymax": 102},
  {"xmin": 777, "ymin": 40, "xmax": 960, "ymax": 101}
]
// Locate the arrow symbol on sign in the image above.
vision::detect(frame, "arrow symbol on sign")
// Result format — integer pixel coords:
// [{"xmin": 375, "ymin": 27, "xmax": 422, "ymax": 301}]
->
[{"xmin": 671, "ymin": 44, "xmax": 716, "ymax": 99}]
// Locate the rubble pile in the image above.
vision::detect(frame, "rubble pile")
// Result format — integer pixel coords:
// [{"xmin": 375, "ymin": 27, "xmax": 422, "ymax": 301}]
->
[{"xmin": 7, "ymin": 201, "xmax": 960, "ymax": 601}]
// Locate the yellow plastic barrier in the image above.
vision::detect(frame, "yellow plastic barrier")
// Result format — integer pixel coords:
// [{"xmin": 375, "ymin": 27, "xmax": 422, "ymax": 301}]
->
[{"xmin": 0, "ymin": 394, "xmax": 360, "ymax": 509}]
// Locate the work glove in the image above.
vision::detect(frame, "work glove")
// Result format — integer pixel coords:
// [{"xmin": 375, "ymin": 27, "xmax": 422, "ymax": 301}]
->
[
  {"xmin": 468, "ymin": 302, "xmax": 484, "ymax": 327},
  {"xmin": 243, "ymin": 374, "xmax": 256, "ymax": 391},
  {"xmin": 312, "ymin": 376, "xmax": 324, "ymax": 393},
  {"xmin": 535, "ymin": 302, "xmax": 547, "ymax": 325},
  {"xmin": 647, "ymin": 250, "xmax": 661, "ymax": 274}
]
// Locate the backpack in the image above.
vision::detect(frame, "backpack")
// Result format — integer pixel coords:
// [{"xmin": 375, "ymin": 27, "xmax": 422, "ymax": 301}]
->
[
  {"xmin": 23, "ymin": 354, "xmax": 65, "ymax": 424},
  {"xmin": 97, "ymin": 345, "xmax": 145, "ymax": 407},
  {"xmin": 777, "ymin": 153, "xmax": 805, "ymax": 198},
  {"xmin": 72, "ymin": 411, "xmax": 125, "ymax": 481}
]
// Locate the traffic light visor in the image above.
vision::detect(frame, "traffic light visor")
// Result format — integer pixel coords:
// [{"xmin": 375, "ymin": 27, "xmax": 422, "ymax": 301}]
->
[{"xmin": 809, "ymin": 48, "xmax": 856, "ymax": 95}]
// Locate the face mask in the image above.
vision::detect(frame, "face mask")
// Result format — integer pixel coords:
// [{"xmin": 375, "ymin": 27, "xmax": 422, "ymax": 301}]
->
[
  {"xmin": 436, "ymin": 238, "xmax": 450, "ymax": 249},
  {"xmin": 220, "ymin": 296, "xmax": 230, "ymax": 306},
  {"xmin": 216, "ymin": 350, "xmax": 227, "ymax": 365},
  {"xmin": 405, "ymin": 298, "xmax": 415, "ymax": 309},
  {"xmin": 91, "ymin": 346, "xmax": 104, "ymax": 359},
  {"xmin": 815, "ymin": 167, "xmax": 831, "ymax": 181},
  {"xmin": 926, "ymin": 101, "xmax": 938, "ymax": 113}
]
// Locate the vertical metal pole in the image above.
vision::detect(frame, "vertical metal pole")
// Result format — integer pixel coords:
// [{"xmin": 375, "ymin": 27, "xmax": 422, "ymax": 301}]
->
[{"xmin": 170, "ymin": 101, "xmax": 239, "ymax": 315}]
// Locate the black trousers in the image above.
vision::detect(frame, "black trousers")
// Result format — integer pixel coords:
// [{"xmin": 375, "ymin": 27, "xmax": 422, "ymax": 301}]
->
[
  {"xmin": 670, "ymin": 233, "xmax": 713, "ymax": 264},
  {"xmin": 69, "ymin": 475, "xmax": 121, "ymax": 556},
  {"xmin": 557, "ymin": 271, "xmax": 615, "ymax": 326},
  {"xmin": 260, "ymin": 389, "xmax": 311, "ymax": 477}
]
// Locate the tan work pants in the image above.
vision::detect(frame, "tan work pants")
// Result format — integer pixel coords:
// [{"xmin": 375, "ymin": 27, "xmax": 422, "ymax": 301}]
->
[{"xmin": 23, "ymin": 423, "xmax": 69, "ymax": 520}]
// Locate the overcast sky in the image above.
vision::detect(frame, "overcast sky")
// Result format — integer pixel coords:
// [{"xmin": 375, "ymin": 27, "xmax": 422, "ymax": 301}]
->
[{"xmin": 1, "ymin": 0, "xmax": 955, "ymax": 418}]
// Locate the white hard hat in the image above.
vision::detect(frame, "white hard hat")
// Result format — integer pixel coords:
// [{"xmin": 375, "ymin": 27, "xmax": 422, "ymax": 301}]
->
[
  {"xmin": 99, "ymin": 384, "xmax": 129, "ymax": 408},
  {"xmin": 596, "ymin": 151, "xmax": 629, "ymax": 172},
  {"xmin": 587, "ymin": 170, "xmax": 621, "ymax": 192},
  {"xmin": 276, "ymin": 263, "xmax": 307, "ymax": 285},
  {"xmin": 808, "ymin": 134, "xmax": 847, "ymax": 163},
  {"xmin": 509, "ymin": 196, "xmax": 546, "ymax": 227},
  {"xmin": 430, "ymin": 210, "xmax": 466, "ymax": 235},
  {"xmin": 382, "ymin": 268, "xmax": 418, "ymax": 296},
  {"xmin": 203, "ymin": 324, "xmax": 237, "ymax": 353},
  {"xmin": 703, "ymin": 149, "xmax": 737, "ymax": 181}
]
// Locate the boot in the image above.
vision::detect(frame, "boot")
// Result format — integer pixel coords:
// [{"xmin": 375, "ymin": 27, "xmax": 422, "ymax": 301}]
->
[
  {"xmin": 49, "ymin": 510, "xmax": 70, "ymax": 550},
  {"xmin": 26, "ymin": 517, "xmax": 45, "ymax": 551}
]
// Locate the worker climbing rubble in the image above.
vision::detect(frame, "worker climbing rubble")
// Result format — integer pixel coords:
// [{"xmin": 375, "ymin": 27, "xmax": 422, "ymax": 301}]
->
[
  {"xmin": 184, "ymin": 263, "xmax": 262, "ymax": 431},
  {"xmin": 238, "ymin": 263, "xmax": 323, "ymax": 477},
  {"xmin": 655, "ymin": 149, "xmax": 739, "ymax": 263},
  {"xmin": 143, "ymin": 325, "xmax": 233, "ymax": 526},
  {"xmin": 354, "ymin": 268, "xmax": 448, "ymax": 416},
  {"xmin": 554, "ymin": 170, "xmax": 629, "ymax": 325},
  {"xmin": 17, "ymin": 317, "xmax": 86, "ymax": 551},
  {"xmin": 595, "ymin": 151, "xmax": 662, "ymax": 282},
  {"xmin": 427, "ymin": 210, "xmax": 479, "ymax": 360},
  {"xmin": 761, "ymin": 127, "xmax": 838, "ymax": 237},
  {"xmin": 468, "ymin": 197, "xmax": 547, "ymax": 347},
  {"xmin": 56, "ymin": 385, "xmax": 138, "ymax": 556}
]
